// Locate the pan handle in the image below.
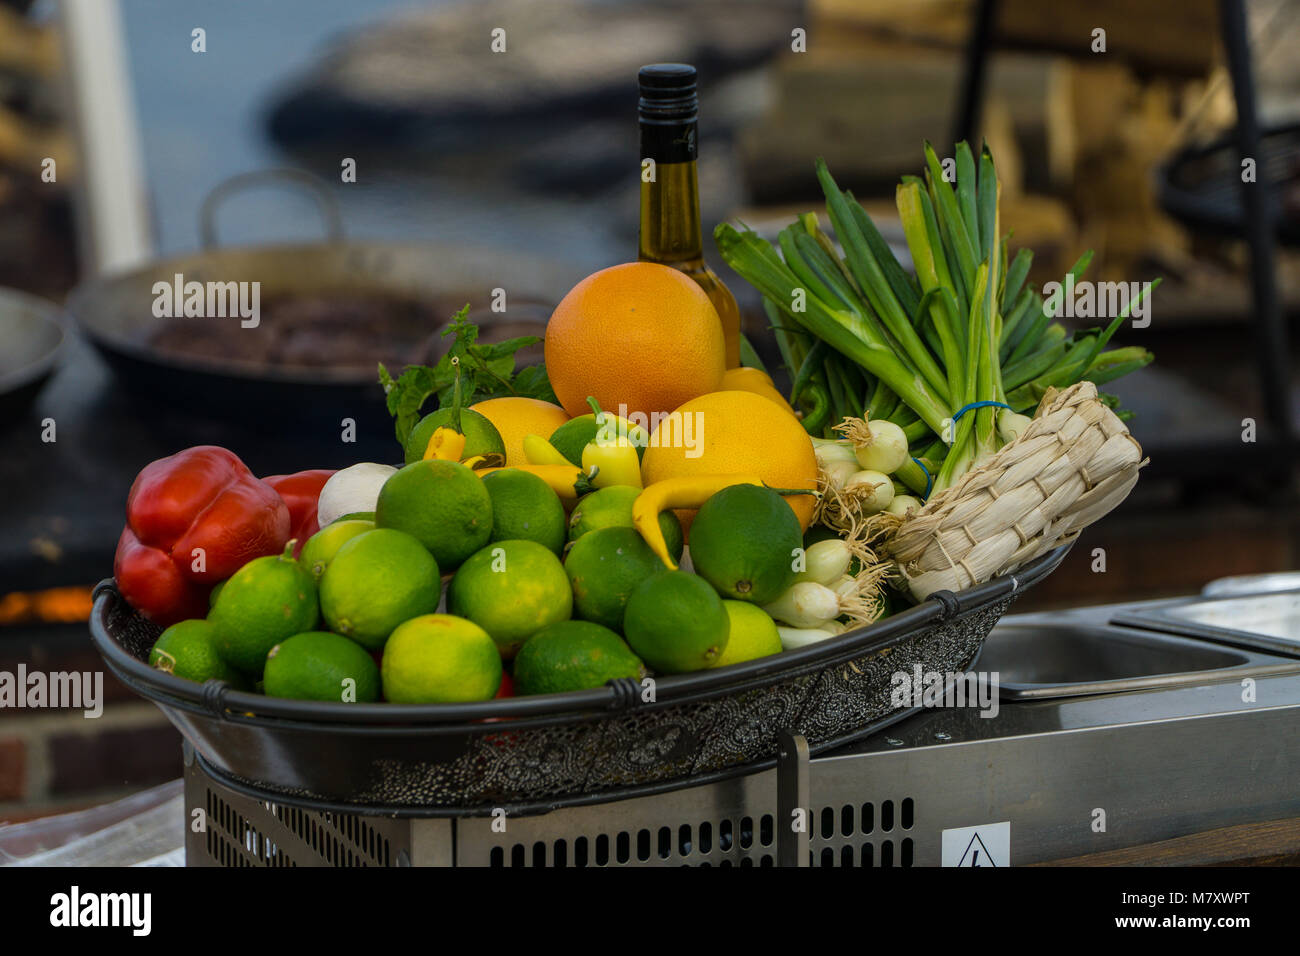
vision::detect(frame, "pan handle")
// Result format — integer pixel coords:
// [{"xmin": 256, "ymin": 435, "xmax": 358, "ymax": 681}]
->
[{"xmin": 199, "ymin": 168, "xmax": 344, "ymax": 249}]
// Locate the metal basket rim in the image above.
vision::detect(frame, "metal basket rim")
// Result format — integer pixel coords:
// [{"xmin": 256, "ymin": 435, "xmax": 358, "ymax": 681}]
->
[
  {"xmin": 189, "ymin": 698, "xmax": 934, "ymax": 819},
  {"xmin": 90, "ymin": 543, "xmax": 1071, "ymax": 728}
]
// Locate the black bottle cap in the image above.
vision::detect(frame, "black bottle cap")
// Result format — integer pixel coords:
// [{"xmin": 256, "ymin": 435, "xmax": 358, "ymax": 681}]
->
[{"xmin": 638, "ymin": 63, "xmax": 698, "ymax": 123}]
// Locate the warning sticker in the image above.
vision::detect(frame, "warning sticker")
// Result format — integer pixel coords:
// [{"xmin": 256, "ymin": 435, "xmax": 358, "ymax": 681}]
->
[{"xmin": 941, "ymin": 822, "xmax": 1010, "ymax": 867}]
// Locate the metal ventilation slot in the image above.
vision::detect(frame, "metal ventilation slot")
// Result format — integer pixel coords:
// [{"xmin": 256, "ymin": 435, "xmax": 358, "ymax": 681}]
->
[
  {"xmin": 259, "ymin": 802, "xmax": 391, "ymax": 866},
  {"xmin": 809, "ymin": 799, "xmax": 917, "ymax": 867},
  {"xmin": 189, "ymin": 770, "xmax": 400, "ymax": 867},
  {"xmin": 487, "ymin": 813, "xmax": 780, "ymax": 867},
  {"xmin": 205, "ymin": 788, "xmax": 295, "ymax": 867}
]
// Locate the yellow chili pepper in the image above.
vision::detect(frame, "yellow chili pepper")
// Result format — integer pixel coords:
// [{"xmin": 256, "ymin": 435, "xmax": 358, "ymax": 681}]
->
[
  {"xmin": 423, "ymin": 426, "xmax": 467, "ymax": 462},
  {"xmin": 581, "ymin": 438, "xmax": 642, "ymax": 490},
  {"xmin": 633, "ymin": 475, "xmax": 765, "ymax": 568},
  {"xmin": 523, "ymin": 434, "xmax": 573, "ymax": 467},
  {"xmin": 476, "ymin": 464, "xmax": 596, "ymax": 502}
]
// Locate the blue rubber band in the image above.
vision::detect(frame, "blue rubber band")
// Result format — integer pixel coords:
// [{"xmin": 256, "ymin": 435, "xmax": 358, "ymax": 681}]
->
[
  {"xmin": 912, "ymin": 457, "xmax": 933, "ymax": 500},
  {"xmin": 951, "ymin": 400, "xmax": 1013, "ymax": 423}
]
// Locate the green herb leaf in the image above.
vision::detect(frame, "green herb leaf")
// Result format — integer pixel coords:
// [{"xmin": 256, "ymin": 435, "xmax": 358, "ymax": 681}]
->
[
  {"xmin": 473, "ymin": 336, "xmax": 542, "ymax": 361},
  {"xmin": 384, "ymin": 363, "xmax": 450, "ymax": 445},
  {"xmin": 509, "ymin": 364, "xmax": 559, "ymax": 403},
  {"xmin": 378, "ymin": 303, "xmax": 557, "ymax": 448}
]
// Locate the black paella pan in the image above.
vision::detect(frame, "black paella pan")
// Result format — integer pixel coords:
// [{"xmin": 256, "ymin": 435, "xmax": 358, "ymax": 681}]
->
[
  {"xmin": 64, "ymin": 170, "xmax": 575, "ymax": 434},
  {"xmin": 0, "ymin": 285, "xmax": 65, "ymax": 425}
]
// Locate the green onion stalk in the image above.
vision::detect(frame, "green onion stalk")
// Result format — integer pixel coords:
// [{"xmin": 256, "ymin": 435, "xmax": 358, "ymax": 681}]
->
[{"xmin": 715, "ymin": 142, "xmax": 1155, "ymax": 500}]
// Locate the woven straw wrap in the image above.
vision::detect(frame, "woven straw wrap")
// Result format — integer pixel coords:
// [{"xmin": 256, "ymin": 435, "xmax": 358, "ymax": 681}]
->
[{"xmin": 887, "ymin": 381, "xmax": 1146, "ymax": 600}]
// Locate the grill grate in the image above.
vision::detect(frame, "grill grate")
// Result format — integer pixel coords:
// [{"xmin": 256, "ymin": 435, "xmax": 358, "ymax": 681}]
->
[{"xmin": 185, "ymin": 744, "xmax": 920, "ymax": 867}]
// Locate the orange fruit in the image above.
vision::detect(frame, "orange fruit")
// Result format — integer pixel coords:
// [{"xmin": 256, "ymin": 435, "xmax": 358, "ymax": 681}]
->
[
  {"xmin": 720, "ymin": 367, "xmax": 796, "ymax": 415},
  {"xmin": 543, "ymin": 262, "xmax": 726, "ymax": 421},
  {"xmin": 470, "ymin": 397, "xmax": 570, "ymax": 467},
  {"xmin": 641, "ymin": 390, "xmax": 819, "ymax": 529}
]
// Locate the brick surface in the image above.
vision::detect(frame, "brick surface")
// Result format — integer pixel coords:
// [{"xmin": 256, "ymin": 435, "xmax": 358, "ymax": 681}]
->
[
  {"xmin": 48, "ymin": 722, "xmax": 181, "ymax": 796},
  {"xmin": 0, "ymin": 623, "xmax": 140, "ymax": 718},
  {"xmin": 0, "ymin": 737, "xmax": 24, "ymax": 801}
]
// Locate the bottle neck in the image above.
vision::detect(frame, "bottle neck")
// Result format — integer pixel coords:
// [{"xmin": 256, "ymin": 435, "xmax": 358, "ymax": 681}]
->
[{"xmin": 638, "ymin": 117, "xmax": 704, "ymax": 265}]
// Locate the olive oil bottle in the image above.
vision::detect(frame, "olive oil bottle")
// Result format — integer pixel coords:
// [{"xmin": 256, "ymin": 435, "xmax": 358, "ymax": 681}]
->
[{"xmin": 637, "ymin": 63, "xmax": 741, "ymax": 368}]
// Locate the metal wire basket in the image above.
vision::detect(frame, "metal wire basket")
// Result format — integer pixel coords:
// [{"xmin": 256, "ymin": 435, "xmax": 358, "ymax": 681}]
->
[{"xmin": 90, "ymin": 543, "xmax": 1070, "ymax": 817}]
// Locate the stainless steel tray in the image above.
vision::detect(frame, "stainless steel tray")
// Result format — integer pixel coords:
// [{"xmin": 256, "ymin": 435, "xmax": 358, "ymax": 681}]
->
[
  {"xmin": 1202, "ymin": 572, "xmax": 1300, "ymax": 597},
  {"xmin": 983, "ymin": 613, "xmax": 1300, "ymax": 700},
  {"xmin": 1113, "ymin": 591, "xmax": 1300, "ymax": 659}
]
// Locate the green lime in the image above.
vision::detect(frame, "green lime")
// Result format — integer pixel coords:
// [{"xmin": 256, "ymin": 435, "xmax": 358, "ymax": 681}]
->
[
  {"xmin": 564, "ymin": 526, "xmax": 666, "ymax": 631},
  {"xmin": 300, "ymin": 518, "xmax": 374, "ymax": 580},
  {"xmin": 381, "ymin": 614, "xmax": 502, "ymax": 703},
  {"xmin": 710, "ymin": 601, "xmax": 782, "ymax": 669},
  {"xmin": 334, "ymin": 511, "xmax": 375, "ymax": 523},
  {"xmin": 209, "ymin": 545, "xmax": 320, "ymax": 676},
  {"xmin": 688, "ymin": 484, "xmax": 802, "ymax": 604},
  {"xmin": 447, "ymin": 539, "xmax": 572, "ymax": 658},
  {"xmin": 319, "ymin": 528, "xmax": 441, "ymax": 649},
  {"xmin": 513, "ymin": 620, "xmax": 644, "ymax": 696},
  {"xmin": 567, "ymin": 485, "xmax": 683, "ymax": 561},
  {"xmin": 548, "ymin": 413, "xmax": 649, "ymax": 466},
  {"xmin": 263, "ymin": 631, "xmax": 380, "ymax": 703},
  {"xmin": 149, "ymin": 619, "xmax": 248, "ymax": 688},
  {"xmin": 481, "ymin": 468, "xmax": 566, "ymax": 554},
  {"xmin": 623, "ymin": 571, "xmax": 729, "ymax": 673},
  {"xmin": 404, "ymin": 408, "xmax": 505, "ymax": 465},
  {"xmin": 375, "ymin": 459, "xmax": 493, "ymax": 572},
  {"xmin": 208, "ymin": 579, "xmax": 226, "ymax": 609}
]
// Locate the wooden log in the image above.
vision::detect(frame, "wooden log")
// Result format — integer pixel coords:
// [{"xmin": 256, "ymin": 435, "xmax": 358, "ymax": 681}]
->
[{"xmin": 738, "ymin": 43, "xmax": 1054, "ymax": 202}]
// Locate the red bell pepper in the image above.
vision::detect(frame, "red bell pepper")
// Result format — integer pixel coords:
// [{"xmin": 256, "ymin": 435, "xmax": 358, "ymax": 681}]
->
[
  {"xmin": 262, "ymin": 469, "xmax": 335, "ymax": 557},
  {"xmin": 113, "ymin": 526, "xmax": 209, "ymax": 626},
  {"xmin": 495, "ymin": 672, "xmax": 514, "ymax": 699},
  {"xmin": 114, "ymin": 446, "xmax": 290, "ymax": 625}
]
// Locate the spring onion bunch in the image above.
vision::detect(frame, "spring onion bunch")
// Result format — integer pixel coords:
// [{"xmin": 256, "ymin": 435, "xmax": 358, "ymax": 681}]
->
[{"xmin": 715, "ymin": 143, "xmax": 1155, "ymax": 498}]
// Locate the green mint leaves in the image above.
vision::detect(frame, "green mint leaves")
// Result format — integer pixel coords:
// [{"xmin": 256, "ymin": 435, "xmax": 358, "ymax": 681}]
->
[{"xmin": 378, "ymin": 303, "xmax": 557, "ymax": 445}]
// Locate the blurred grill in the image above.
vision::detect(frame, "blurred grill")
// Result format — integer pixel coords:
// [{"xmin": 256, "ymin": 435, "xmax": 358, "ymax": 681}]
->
[{"xmin": 0, "ymin": 584, "xmax": 94, "ymax": 626}]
